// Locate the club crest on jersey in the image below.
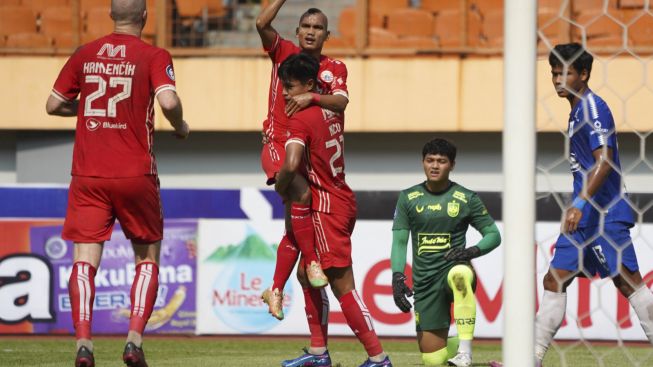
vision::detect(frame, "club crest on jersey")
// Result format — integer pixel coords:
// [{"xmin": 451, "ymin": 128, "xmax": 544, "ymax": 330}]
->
[
  {"xmin": 320, "ymin": 70, "xmax": 334, "ymax": 83},
  {"xmin": 85, "ymin": 118, "xmax": 101, "ymax": 131},
  {"xmin": 166, "ymin": 65, "xmax": 175, "ymax": 81},
  {"xmin": 447, "ymin": 201, "xmax": 460, "ymax": 217}
]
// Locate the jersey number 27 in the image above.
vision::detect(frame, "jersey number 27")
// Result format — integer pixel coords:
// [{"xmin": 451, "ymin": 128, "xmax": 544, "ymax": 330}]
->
[{"xmin": 84, "ymin": 76, "xmax": 132, "ymax": 118}]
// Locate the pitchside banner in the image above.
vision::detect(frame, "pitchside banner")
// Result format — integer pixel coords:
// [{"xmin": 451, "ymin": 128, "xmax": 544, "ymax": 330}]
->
[
  {"xmin": 0, "ymin": 220, "xmax": 197, "ymax": 334},
  {"xmin": 195, "ymin": 192, "xmax": 653, "ymax": 341}
]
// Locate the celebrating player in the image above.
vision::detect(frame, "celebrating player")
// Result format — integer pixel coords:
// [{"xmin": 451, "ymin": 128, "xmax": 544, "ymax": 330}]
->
[
  {"xmin": 391, "ymin": 138, "xmax": 501, "ymax": 367},
  {"xmin": 275, "ymin": 53, "xmax": 392, "ymax": 367},
  {"xmin": 45, "ymin": 0, "xmax": 189, "ymax": 366},
  {"xmin": 528, "ymin": 43, "xmax": 653, "ymax": 365},
  {"xmin": 256, "ymin": 0, "xmax": 350, "ymax": 320}
]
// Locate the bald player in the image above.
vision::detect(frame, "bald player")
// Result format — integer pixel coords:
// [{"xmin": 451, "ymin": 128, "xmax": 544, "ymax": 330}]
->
[{"xmin": 46, "ymin": 1, "xmax": 189, "ymax": 366}]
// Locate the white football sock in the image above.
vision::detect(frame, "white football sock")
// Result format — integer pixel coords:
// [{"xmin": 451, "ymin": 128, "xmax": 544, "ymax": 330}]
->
[
  {"xmin": 458, "ymin": 339, "xmax": 472, "ymax": 355},
  {"xmin": 535, "ymin": 290, "xmax": 567, "ymax": 361},
  {"xmin": 628, "ymin": 285, "xmax": 653, "ymax": 345}
]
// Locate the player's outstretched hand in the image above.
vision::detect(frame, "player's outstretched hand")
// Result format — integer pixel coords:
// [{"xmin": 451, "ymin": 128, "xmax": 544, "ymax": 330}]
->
[
  {"xmin": 563, "ymin": 207, "xmax": 582, "ymax": 233},
  {"xmin": 392, "ymin": 272, "xmax": 413, "ymax": 313},
  {"xmin": 174, "ymin": 120, "xmax": 190, "ymax": 139},
  {"xmin": 444, "ymin": 246, "xmax": 481, "ymax": 262},
  {"xmin": 285, "ymin": 92, "xmax": 313, "ymax": 116}
]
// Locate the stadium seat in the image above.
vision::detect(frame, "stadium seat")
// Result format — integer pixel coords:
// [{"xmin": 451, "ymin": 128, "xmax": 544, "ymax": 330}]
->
[
  {"xmin": 628, "ymin": 14, "xmax": 653, "ymax": 46},
  {"xmin": 40, "ymin": 7, "xmax": 74, "ymax": 36},
  {"xmin": 84, "ymin": 6, "xmax": 113, "ymax": 42},
  {"xmin": 338, "ymin": 6, "xmax": 383, "ymax": 42},
  {"xmin": 53, "ymin": 32, "xmax": 75, "ymax": 48},
  {"xmin": 0, "ymin": 6, "xmax": 37, "ymax": 37},
  {"xmin": 176, "ymin": 0, "xmax": 226, "ymax": 18},
  {"xmin": 0, "ymin": 0, "xmax": 23, "ymax": 7},
  {"xmin": 470, "ymin": 0, "xmax": 503, "ymax": 16},
  {"xmin": 81, "ymin": 0, "xmax": 110, "ymax": 14},
  {"xmin": 433, "ymin": 9, "xmax": 462, "ymax": 47},
  {"xmin": 369, "ymin": 0, "xmax": 408, "ymax": 16},
  {"xmin": 420, "ymin": 0, "xmax": 460, "ymax": 13},
  {"xmin": 5, "ymin": 32, "xmax": 51, "ymax": 47},
  {"xmin": 368, "ymin": 26, "xmax": 400, "ymax": 48},
  {"xmin": 538, "ymin": 11, "xmax": 566, "ymax": 46},
  {"xmin": 396, "ymin": 36, "xmax": 438, "ymax": 49},
  {"xmin": 324, "ymin": 36, "xmax": 354, "ymax": 49},
  {"xmin": 574, "ymin": 11, "xmax": 624, "ymax": 47},
  {"xmin": 482, "ymin": 9, "xmax": 503, "ymax": 47},
  {"xmin": 23, "ymin": 0, "xmax": 69, "ymax": 12},
  {"xmin": 387, "ymin": 8, "xmax": 434, "ymax": 38},
  {"xmin": 619, "ymin": 0, "xmax": 645, "ymax": 8}
]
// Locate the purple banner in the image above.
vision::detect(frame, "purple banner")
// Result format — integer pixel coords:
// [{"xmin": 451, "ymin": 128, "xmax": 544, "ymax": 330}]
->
[{"xmin": 30, "ymin": 220, "xmax": 197, "ymax": 334}]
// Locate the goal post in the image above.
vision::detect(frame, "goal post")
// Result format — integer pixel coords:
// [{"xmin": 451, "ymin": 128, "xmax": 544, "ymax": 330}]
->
[{"xmin": 502, "ymin": 0, "xmax": 537, "ymax": 366}]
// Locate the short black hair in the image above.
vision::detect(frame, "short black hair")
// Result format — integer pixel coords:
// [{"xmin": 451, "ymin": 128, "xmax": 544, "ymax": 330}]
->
[
  {"xmin": 278, "ymin": 53, "xmax": 319, "ymax": 86},
  {"xmin": 422, "ymin": 138, "xmax": 457, "ymax": 162},
  {"xmin": 299, "ymin": 8, "xmax": 328, "ymax": 29},
  {"xmin": 549, "ymin": 43, "xmax": 593, "ymax": 82}
]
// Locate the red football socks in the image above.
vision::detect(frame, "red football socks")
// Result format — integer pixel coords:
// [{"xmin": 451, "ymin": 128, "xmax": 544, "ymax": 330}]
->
[
  {"xmin": 340, "ymin": 290, "xmax": 383, "ymax": 356},
  {"xmin": 271, "ymin": 232, "xmax": 300, "ymax": 291},
  {"xmin": 129, "ymin": 262, "xmax": 159, "ymax": 334},
  {"xmin": 303, "ymin": 287, "xmax": 329, "ymax": 348},
  {"xmin": 69, "ymin": 261, "xmax": 96, "ymax": 340},
  {"xmin": 290, "ymin": 203, "xmax": 319, "ymax": 264}
]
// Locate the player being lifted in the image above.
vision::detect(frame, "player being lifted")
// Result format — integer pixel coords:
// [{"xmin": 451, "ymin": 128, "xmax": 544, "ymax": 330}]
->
[
  {"xmin": 275, "ymin": 53, "xmax": 392, "ymax": 367},
  {"xmin": 528, "ymin": 43, "xmax": 653, "ymax": 365},
  {"xmin": 256, "ymin": 0, "xmax": 350, "ymax": 320},
  {"xmin": 46, "ymin": 0, "xmax": 189, "ymax": 366},
  {"xmin": 391, "ymin": 139, "xmax": 501, "ymax": 367}
]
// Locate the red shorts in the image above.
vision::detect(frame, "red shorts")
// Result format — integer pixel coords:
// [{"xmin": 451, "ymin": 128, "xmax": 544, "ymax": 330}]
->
[
  {"xmin": 310, "ymin": 211, "xmax": 356, "ymax": 269},
  {"xmin": 62, "ymin": 175, "xmax": 163, "ymax": 244},
  {"xmin": 261, "ymin": 139, "xmax": 286, "ymax": 185}
]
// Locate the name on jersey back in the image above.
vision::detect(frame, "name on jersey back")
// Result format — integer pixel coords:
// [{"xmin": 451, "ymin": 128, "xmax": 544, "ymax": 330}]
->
[{"xmin": 83, "ymin": 61, "xmax": 136, "ymax": 76}]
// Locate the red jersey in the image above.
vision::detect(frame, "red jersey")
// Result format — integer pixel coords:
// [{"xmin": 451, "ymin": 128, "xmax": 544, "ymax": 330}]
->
[
  {"xmin": 51, "ymin": 33, "xmax": 177, "ymax": 178},
  {"xmin": 264, "ymin": 34, "xmax": 349, "ymax": 144},
  {"xmin": 287, "ymin": 107, "xmax": 356, "ymax": 217}
]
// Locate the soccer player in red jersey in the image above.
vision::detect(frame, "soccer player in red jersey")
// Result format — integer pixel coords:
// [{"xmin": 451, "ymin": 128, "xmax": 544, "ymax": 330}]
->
[
  {"xmin": 257, "ymin": 0, "xmax": 350, "ymax": 321},
  {"xmin": 45, "ymin": 1, "xmax": 189, "ymax": 366},
  {"xmin": 275, "ymin": 53, "xmax": 393, "ymax": 367}
]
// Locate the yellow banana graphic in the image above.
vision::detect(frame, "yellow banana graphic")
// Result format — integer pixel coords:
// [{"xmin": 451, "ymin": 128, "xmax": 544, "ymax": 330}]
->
[{"xmin": 113, "ymin": 286, "xmax": 187, "ymax": 330}]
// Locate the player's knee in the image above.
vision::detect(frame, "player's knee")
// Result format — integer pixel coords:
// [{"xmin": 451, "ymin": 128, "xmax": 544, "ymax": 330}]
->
[
  {"xmin": 447, "ymin": 264, "xmax": 474, "ymax": 290},
  {"xmin": 422, "ymin": 347, "xmax": 449, "ymax": 366},
  {"xmin": 543, "ymin": 271, "xmax": 563, "ymax": 292}
]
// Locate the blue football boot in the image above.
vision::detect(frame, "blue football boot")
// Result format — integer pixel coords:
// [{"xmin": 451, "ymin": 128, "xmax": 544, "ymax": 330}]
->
[
  {"xmin": 358, "ymin": 355, "xmax": 393, "ymax": 367},
  {"xmin": 281, "ymin": 348, "xmax": 331, "ymax": 367}
]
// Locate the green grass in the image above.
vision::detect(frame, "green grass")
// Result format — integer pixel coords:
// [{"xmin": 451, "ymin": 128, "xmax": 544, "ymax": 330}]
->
[{"xmin": 0, "ymin": 336, "xmax": 651, "ymax": 366}]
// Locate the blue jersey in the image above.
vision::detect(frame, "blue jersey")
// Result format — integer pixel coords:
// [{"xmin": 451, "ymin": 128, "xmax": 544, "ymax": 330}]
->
[{"xmin": 568, "ymin": 89, "xmax": 634, "ymax": 227}]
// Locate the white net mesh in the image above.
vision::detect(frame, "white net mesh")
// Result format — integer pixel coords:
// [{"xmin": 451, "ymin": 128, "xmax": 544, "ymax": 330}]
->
[{"xmin": 536, "ymin": 0, "xmax": 653, "ymax": 366}]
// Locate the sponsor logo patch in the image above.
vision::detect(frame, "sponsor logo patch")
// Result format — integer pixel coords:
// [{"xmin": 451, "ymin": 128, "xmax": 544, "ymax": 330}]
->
[
  {"xmin": 86, "ymin": 118, "xmax": 101, "ymax": 131},
  {"xmin": 320, "ymin": 70, "xmax": 334, "ymax": 83},
  {"xmin": 166, "ymin": 64, "xmax": 175, "ymax": 81},
  {"xmin": 417, "ymin": 233, "xmax": 451, "ymax": 255}
]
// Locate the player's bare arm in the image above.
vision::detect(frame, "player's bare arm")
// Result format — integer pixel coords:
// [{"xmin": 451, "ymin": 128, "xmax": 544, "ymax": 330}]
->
[
  {"xmin": 285, "ymin": 93, "xmax": 348, "ymax": 116},
  {"xmin": 45, "ymin": 95, "xmax": 79, "ymax": 117},
  {"xmin": 157, "ymin": 89, "xmax": 189, "ymax": 139},
  {"xmin": 274, "ymin": 142, "xmax": 303, "ymax": 200},
  {"xmin": 564, "ymin": 147, "xmax": 614, "ymax": 233},
  {"xmin": 256, "ymin": 0, "xmax": 286, "ymax": 49}
]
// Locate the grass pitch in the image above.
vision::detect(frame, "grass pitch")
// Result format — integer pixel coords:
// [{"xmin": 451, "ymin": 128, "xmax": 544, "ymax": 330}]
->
[{"xmin": 0, "ymin": 335, "xmax": 651, "ymax": 366}]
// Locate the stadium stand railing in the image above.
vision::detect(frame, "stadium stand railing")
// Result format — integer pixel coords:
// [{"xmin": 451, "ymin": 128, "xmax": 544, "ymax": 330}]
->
[{"xmin": 1, "ymin": 0, "xmax": 653, "ymax": 56}]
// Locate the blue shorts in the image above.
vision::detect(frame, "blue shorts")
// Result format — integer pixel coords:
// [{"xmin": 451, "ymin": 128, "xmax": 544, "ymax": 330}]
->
[{"xmin": 551, "ymin": 222, "xmax": 639, "ymax": 278}]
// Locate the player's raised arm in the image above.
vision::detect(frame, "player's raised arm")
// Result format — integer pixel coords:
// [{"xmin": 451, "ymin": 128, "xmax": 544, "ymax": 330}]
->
[
  {"xmin": 157, "ymin": 90, "xmax": 189, "ymax": 139},
  {"xmin": 256, "ymin": 0, "xmax": 286, "ymax": 50}
]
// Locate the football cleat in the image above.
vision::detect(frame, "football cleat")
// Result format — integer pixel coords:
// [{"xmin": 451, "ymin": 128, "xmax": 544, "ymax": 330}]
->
[
  {"xmin": 358, "ymin": 355, "xmax": 392, "ymax": 367},
  {"xmin": 307, "ymin": 261, "xmax": 329, "ymax": 288},
  {"xmin": 262, "ymin": 287, "xmax": 285, "ymax": 320},
  {"xmin": 447, "ymin": 351, "xmax": 472, "ymax": 366},
  {"xmin": 122, "ymin": 342, "xmax": 148, "ymax": 367},
  {"xmin": 281, "ymin": 348, "xmax": 331, "ymax": 367},
  {"xmin": 75, "ymin": 346, "xmax": 95, "ymax": 367}
]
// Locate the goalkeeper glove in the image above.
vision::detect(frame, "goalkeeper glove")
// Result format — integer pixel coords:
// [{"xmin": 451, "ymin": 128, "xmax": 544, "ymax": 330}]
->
[
  {"xmin": 444, "ymin": 246, "xmax": 481, "ymax": 262},
  {"xmin": 392, "ymin": 272, "xmax": 413, "ymax": 313}
]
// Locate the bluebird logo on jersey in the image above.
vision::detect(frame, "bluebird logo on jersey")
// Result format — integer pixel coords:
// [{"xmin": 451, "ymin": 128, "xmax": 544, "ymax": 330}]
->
[
  {"xmin": 166, "ymin": 65, "xmax": 175, "ymax": 81},
  {"xmin": 85, "ymin": 118, "xmax": 101, "ymax": 131}
]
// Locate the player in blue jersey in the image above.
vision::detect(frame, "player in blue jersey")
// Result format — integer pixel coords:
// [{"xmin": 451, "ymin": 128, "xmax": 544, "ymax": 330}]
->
[{"xmin": 530, "ymin": 43, "xmax": 653, "ymax": 365}]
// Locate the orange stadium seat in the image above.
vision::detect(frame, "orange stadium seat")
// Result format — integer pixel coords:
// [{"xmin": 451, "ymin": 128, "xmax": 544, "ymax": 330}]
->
[
  {"xmin": 433, "ymin": 9, "xmax": 462, "ymax": 47},
  {"xmin": 628, "ymin": 14, "xmax": 653, "ymax": 46},
  {"xmin": 53, "ymin": 32, "xmax": 75, "ymax": 48},
  {"xmin": 396, "ymin": 36, "xmax": 438, "ymax": 48},
  {"xmin": 338, "ymin": 6, "xmax": 383, "ymax": 42},
  {"xmin": 6, "ymin": 32, "xmax": 51, "ymax": 47},
  {"xmin": 470, "ymin": 0, "xmax": 502, "ymax": 16},
  {"xmin": 0, "ymin": 6, "xmax": 37, "ymax": 36},
  {"xmin": 0, "ymin": 0, "xmax": 23, "ymax": 7},
  {"xmin": 83, "ymin": 6, "xmax": 113, "ymax": 42},
  {"xmin": 387, "ymin": 8, "xmax": 434, "ymax": 38},
  {"xmin": 369, "ymin": 0, "xmax": 408, "ymax": 16},
  {"xmin": 574, "ymin": 11, "xmax": 624, "ymax": 47},
  {"xmin": 368, "ymin": 26, "xmax": 400, "ymax": 48},
  {"xmin": 40, "ymin": 7, "xmax": 74, "ymax": 36},
  {"xmin": 482, "ymin": 9, "xmax": 503, "ymax": 47},
  {"xmin": 324, "ymin": 36, "xmax": 354, "ymax": 49},
  {"xmin": 420, "ymin": 0, "xmax": 460, "ymax": 13},
  {"xmin": 81, "ymin": 0, "xmax": 110, "ymax": 14},
  {"xmin": 176, "ymin": 0, "xmax": 226, "ymax": 18},
  {"xmin": 23, "ymin": 0, "xmax": 69, "ymax": 12},
  {"xmin": 538, "ymin": 9, "xmax": 566, "ymax": 45},
  {"xmin": 619, "ymin": 0, "xmax": 645, "ymax": 8}
]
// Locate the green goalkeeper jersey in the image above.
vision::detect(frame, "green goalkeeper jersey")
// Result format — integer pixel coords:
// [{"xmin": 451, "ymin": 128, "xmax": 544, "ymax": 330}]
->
[{"xmin": 392, "ymin": 181, "xmax": 495, "ymax": 291}]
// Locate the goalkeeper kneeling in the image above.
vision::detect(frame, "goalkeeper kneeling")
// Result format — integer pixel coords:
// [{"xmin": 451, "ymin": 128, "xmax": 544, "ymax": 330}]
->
[{"xmin": 390, "ymin": 138, "xmax": 502, "ymax": 367}]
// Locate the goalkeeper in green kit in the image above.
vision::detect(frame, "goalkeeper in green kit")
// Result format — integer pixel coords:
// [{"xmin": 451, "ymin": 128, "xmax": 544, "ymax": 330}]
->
[{"xmin": 390, "ymin": 138, "xmax": 501, "ymax": 367}]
